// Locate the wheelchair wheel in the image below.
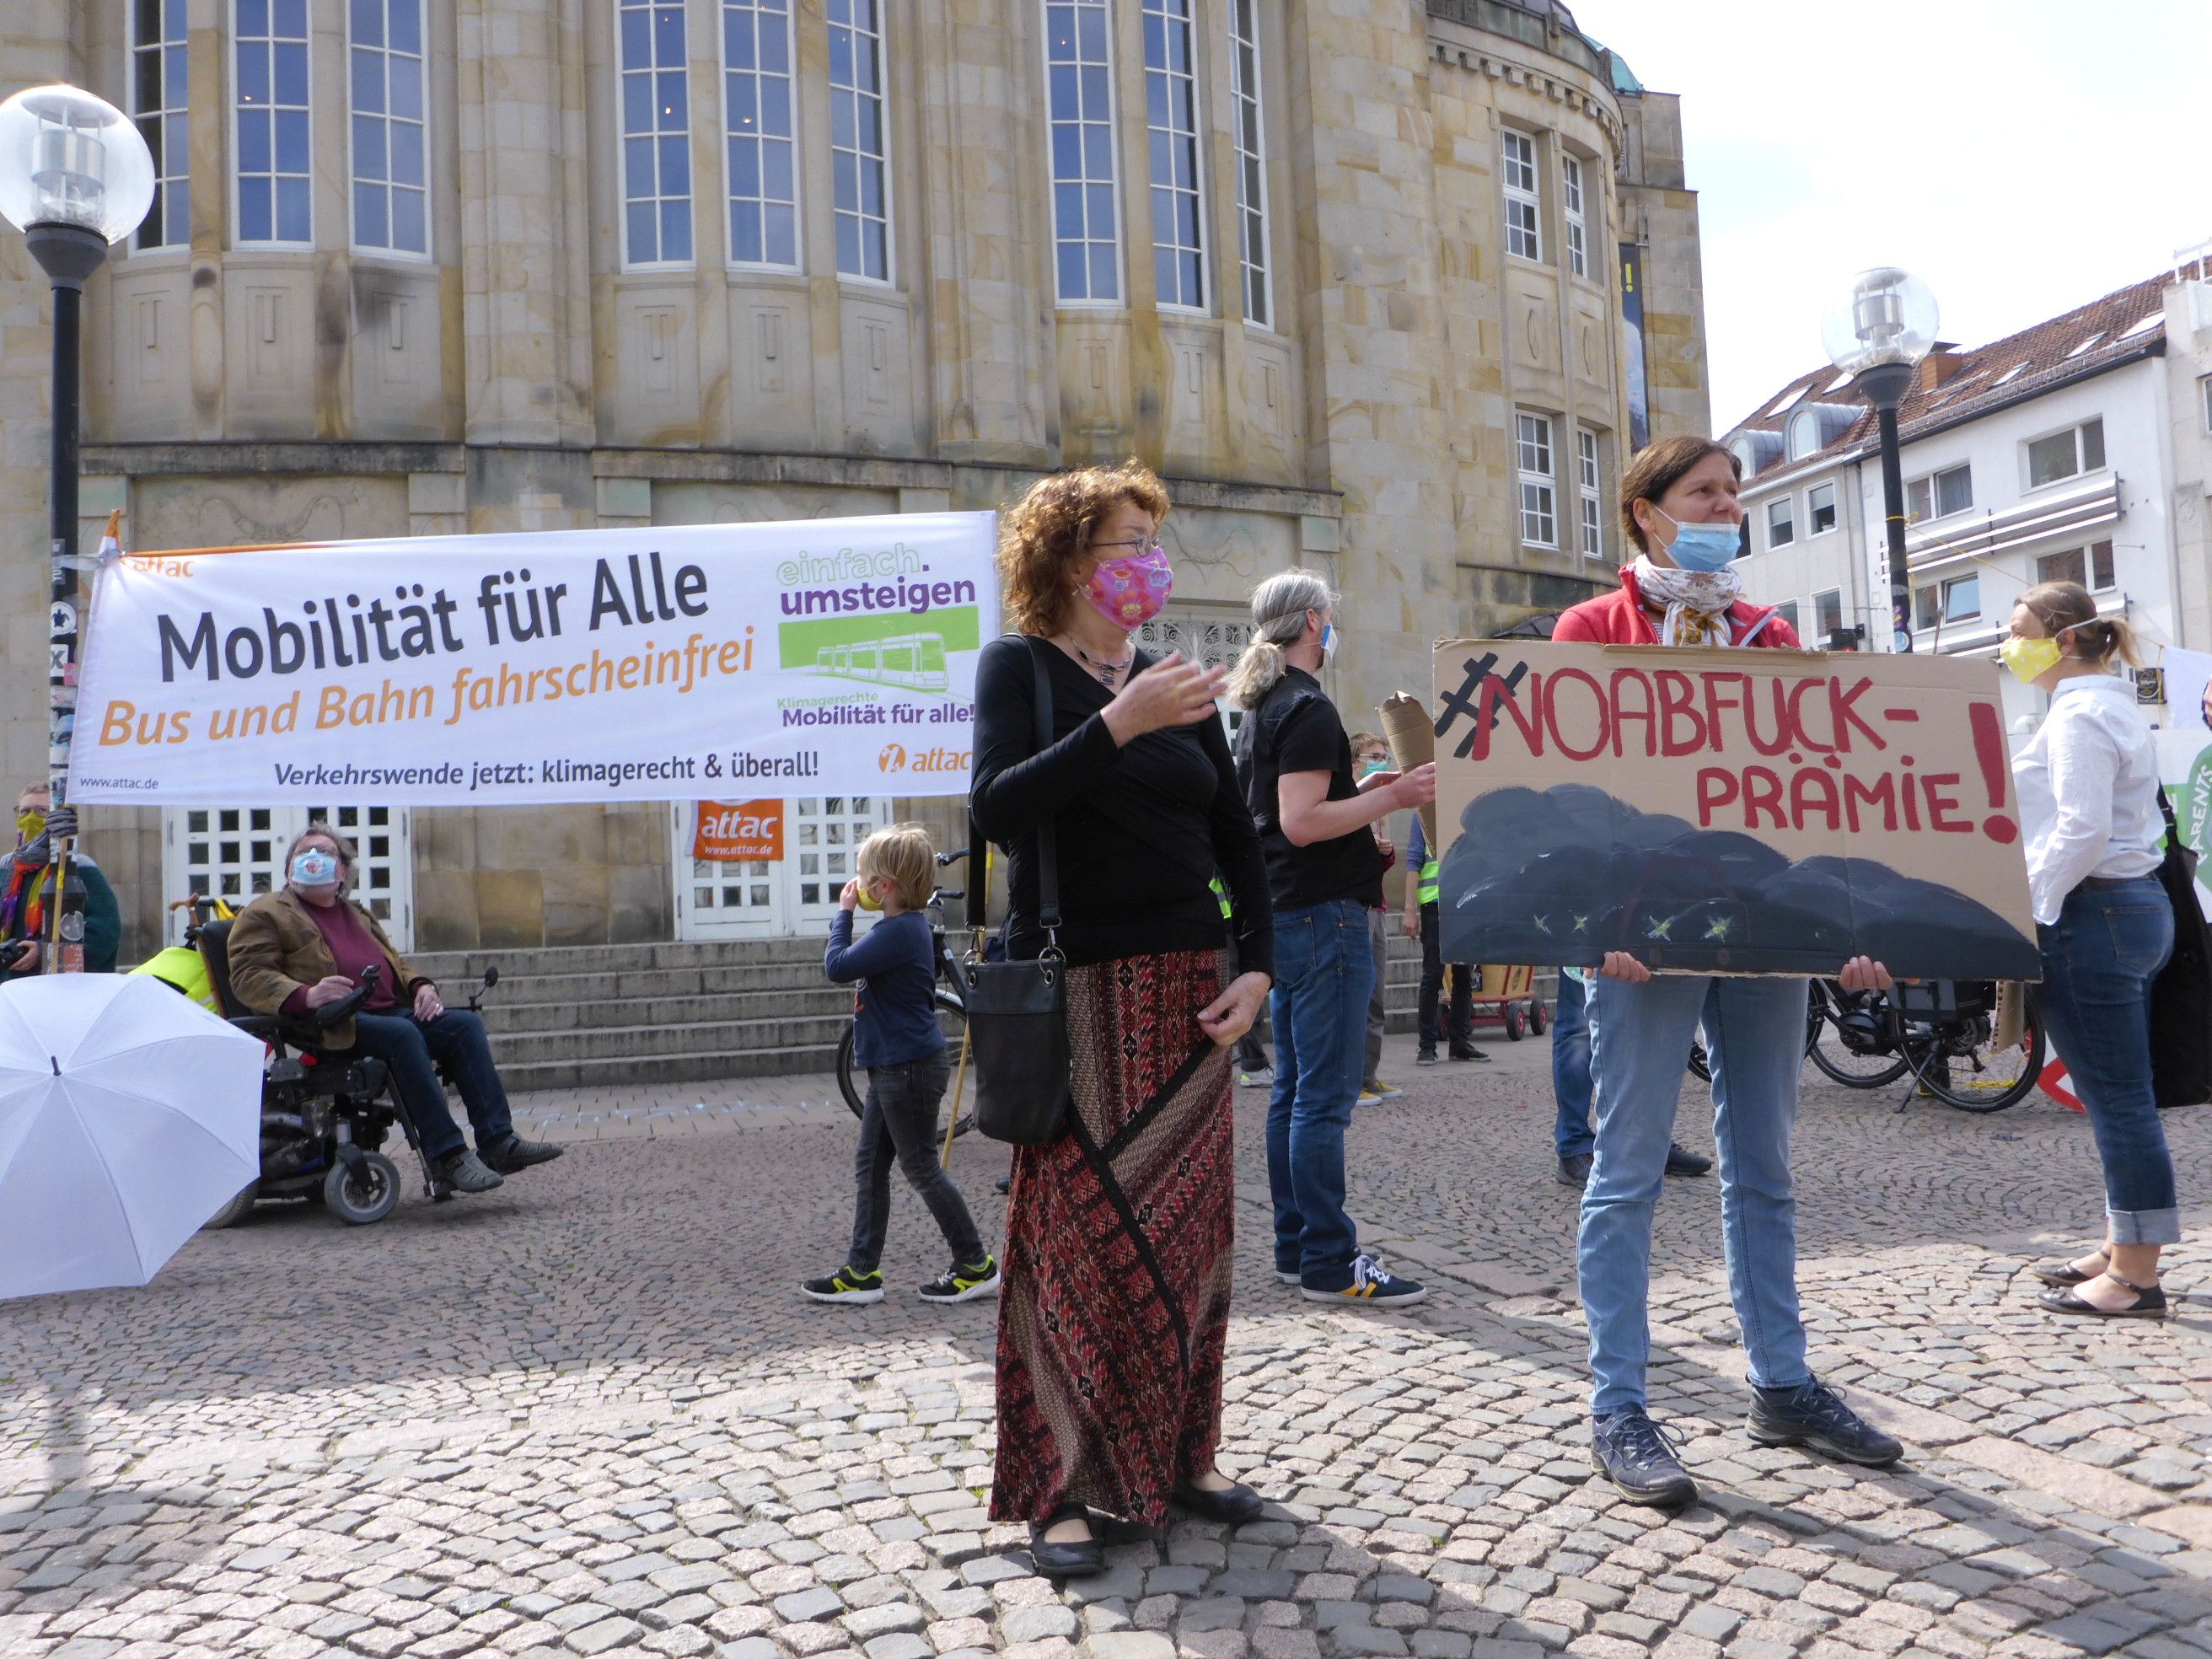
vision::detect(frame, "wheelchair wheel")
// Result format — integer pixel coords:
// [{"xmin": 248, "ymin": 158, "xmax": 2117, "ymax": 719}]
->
[
  {"xmin": 202, "ymin": 1181, "xmax": 258, "ymax": 1230},
  {"xmin": 324, "ymin": 1152, "xmax": 400, "ymax": 1225}
]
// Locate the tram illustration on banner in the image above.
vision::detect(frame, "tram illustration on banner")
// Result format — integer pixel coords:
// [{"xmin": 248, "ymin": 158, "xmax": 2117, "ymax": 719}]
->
[{"xmin": 813, "ymin": 631, "xmax": 950, "ymax": 692}]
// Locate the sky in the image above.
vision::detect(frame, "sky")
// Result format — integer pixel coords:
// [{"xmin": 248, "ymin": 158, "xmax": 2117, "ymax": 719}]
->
[{"xmin": 1581, "ymin": 0, "xmax": 2212, "ymax": 432}]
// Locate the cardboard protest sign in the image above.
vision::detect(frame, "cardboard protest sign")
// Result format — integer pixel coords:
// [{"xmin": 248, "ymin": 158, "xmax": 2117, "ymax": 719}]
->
[
  {"xmin": 1429, "ymin": 642, "xmax": 2041, "ymax": 980},
  {"xmin": 69, "ymin": 512, "xmax": 996, "ymax": 805}
]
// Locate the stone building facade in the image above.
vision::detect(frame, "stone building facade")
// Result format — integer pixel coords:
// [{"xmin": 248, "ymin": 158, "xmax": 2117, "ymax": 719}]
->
[{"xmin": 2, "ymin": 0, "xmax": 1709, "ymax": 956}]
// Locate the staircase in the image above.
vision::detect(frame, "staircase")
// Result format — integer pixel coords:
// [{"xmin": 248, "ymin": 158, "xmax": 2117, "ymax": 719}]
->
[{"xmin": 406, "ymin": 933, "xmax": 1440, "ymax": 1096}]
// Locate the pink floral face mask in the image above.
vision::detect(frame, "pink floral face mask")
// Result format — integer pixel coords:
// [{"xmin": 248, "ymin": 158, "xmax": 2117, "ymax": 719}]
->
[{"xmin": 1083, "ymin": 542, "xmax": 1174, "ymax": 630}]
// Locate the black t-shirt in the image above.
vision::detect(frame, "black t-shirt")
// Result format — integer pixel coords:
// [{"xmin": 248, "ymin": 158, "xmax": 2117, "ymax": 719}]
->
[
  {"xmin": 970, "ymin": 636, "xmax": 1273, "ymax": 974},
  {"xmin": 1234, "ymin": 666, "xmax": 1385, "ymax": 911}
]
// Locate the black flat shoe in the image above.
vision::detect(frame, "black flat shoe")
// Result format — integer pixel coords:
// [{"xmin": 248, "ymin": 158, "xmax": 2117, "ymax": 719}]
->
[
  {"xmin": 1175, "ymin": 1479, "xmax": 1264, "ymax": 1525},
  {"xmin": 2041, "ymin": 1273, "xmax": 2167, "ymax": 1319},
  {"xmin": 1028, "ymin": 1503, "xmax": 1104, "ymax": 1579},
  {"xmin": 2030, "ymin": 1252, "xmax": 2106, "ymax": 1288}
]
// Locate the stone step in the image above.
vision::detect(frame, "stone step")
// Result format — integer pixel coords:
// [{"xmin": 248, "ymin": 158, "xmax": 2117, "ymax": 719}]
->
[
  {"xmin": 466, "ymin": 961, "xmax": 852, "ymax": 1006},
  {"xmin": 487, "ymin": 1012, "xmax": 853, "ymax": 1066},
  {"xmin": 411, "ymin": 935, "xmax": 824, "ymax": 983},
  {"xmin": 497, "ymin": 1044, "xmax": 846, "ymax": 1095},
  {"xmin": 492, "ymin": 988, "xmax": 849, "ymax": 1034}
]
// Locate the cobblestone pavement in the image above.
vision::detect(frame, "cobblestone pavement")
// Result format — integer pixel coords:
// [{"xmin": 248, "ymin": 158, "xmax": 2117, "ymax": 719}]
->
[{"xmin": 7, "ymin": 1032, "xmax": 2212, "ymax": 1659}]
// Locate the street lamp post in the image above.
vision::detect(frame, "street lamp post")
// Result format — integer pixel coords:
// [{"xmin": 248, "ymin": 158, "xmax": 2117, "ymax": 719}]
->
[
  {"xmin": 1823, "ymin": 266, "xmax": 1939, "ymax": 653},
  {"xmin": 0, "ymin": 86, "xmax": 154, "ymax": 971}
]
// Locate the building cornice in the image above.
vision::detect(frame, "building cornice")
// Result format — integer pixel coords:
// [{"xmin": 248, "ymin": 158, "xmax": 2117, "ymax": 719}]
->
[{"xmin": 1425, "ymin": 3, "xmax": 1625, "ymax": 157}]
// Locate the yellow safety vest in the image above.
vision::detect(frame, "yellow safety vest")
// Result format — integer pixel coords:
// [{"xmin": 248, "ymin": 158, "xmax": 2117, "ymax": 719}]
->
[
  {"xmin": 1207, "ymin": 875, "xmax": 1234, "ymax": 921},
  {"xmin": 1417, "ymin": 856, "xmax": 1440, "ymax": 905}
]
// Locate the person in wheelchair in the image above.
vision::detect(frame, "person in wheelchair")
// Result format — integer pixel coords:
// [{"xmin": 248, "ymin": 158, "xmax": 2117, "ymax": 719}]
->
[{"xmin": 226, "ymin": 822, "xmax": 561, "ymax": 1195}]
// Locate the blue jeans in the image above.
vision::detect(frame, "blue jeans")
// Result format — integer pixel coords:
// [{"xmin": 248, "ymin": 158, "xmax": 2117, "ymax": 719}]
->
[
  {"xmin": 1553, "ymin": 970, "xmax": 1594, "ymax": 1160},
  {"xmin": 849, "ymin": 1053, "xmax": 984, "ymax": 1272},
  {"xmin": 350, "ymin": 1010, "xmax": 515, "ymax": 1162},
  {"xmin": 2036, "ymin": 877, "xmax": 2177, "ymax": 1245},
  {"xmin": 1267, "ymin": 898, "xmax": 1374, "ymax": 1280},
  {"xmin": 1581, "ymin": 974, "xmax": 1812, "ymax": 1415}
]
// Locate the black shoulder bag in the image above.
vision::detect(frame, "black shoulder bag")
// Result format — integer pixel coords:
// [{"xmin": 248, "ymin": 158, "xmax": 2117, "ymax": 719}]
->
[
  {"xmin": 2151, "ymin": 791, "xmax": 2212, "ymax": 1109},
  {"xmin": 960, "ymin": 637, "xmax": 1071, "ymax": 1144}
]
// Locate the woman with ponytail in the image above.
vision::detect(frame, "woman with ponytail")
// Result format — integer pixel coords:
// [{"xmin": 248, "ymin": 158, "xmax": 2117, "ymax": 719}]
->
[
  {"xmin": 1559, "ymin": 436, "xmax": 1903, "ymax": 1511},
  {"xmin": 1232, "ymin": 571, "xmax": 1435, "ymax": 1307},
  {"xmin": 2006, "ymin": 583, "xmax": 2178, "ymax": 1319}
]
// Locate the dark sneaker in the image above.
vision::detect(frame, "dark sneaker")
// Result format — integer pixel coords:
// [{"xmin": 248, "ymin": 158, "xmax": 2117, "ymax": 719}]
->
[
  {"xmin": 1301, "ymin": 1253, "xmax": 1427, "ymax": 1307},
  {"xmin": 1591, "ymin": 1407, "xmax": 1698, "ymax": 1507},
  {"xmin": 1448, "ymin": 1044, "xmax": 1489, "ymax": 1062},
  {"xmin": 1415, "ymin": 1049, "xmax": 1440, "ymax": 1067},
  {"xmin": 1664, "ymin": 1141, "xmax": 1713, "ymax": 1178},
  {"xmin": 480, "ymin": 1132, "xmax": 565, "ymax": 1173},
  {"xmin": 432, "ymin": 1148, "xmax": 504, "ymax": 1194},
  {"xmin": 1557, "ymin": 1152, "xmax": 1592, "ymax": 1189},
  {"xmin": 920, "ymin": 1256, "xmax": 1001, "ymax": 1303},
  {"xmin": 802, "ymin": 1265, "xmax": 884, "ymax": 1303},
  {"xmin": 1275, "ymin": 1264, "xmax": 1301, "ymax": 1286},
  {"xmin": 1747, "ymin": 1379, "xmax": 1903, "ymax": 1467}
]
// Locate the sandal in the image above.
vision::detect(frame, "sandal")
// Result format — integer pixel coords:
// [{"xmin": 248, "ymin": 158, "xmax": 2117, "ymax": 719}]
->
[
  {"xmin": 2039, "ymin": 1271, "xmax": 2167, "ymax": 1319},
  {"xmin": 2030, "ymin": 1249, "xmax": 2108, "ymax": 1288}
]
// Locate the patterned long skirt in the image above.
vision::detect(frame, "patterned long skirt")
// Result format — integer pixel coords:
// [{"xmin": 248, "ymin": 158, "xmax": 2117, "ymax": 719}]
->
[{"xmin": 989, "ymin": 948, "xmax": 1237, "ymax": 1529}]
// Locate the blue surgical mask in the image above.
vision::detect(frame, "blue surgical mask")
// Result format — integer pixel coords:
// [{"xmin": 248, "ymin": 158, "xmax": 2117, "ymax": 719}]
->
[
  {"xmin": 1319, "ymin": 621, "xmax": 1340, "ymax": 668},
  {"xmin": 1653, "ymin": 507, "xmax": 1742, "ymax": 572},
  {"xmin": 290, "ymin": 850, "xmax": 340, "ymax": 886}
]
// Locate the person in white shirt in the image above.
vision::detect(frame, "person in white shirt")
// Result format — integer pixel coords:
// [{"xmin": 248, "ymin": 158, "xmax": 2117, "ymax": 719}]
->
[{"xmin": 2004, "ymin": 581, "xmax": 2176, "ymax": 1318}]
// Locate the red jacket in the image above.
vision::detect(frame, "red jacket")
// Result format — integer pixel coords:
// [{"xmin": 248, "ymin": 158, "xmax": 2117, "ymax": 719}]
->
[{"xmin": 1554, "ymin": 564, "xmax": 1799, "ymax": 648}]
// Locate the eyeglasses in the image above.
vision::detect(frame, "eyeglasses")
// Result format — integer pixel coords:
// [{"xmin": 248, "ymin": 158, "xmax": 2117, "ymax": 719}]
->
[{"xmin": 1087, "ymin": 538, "xmax": 1162, "ymax": 556}]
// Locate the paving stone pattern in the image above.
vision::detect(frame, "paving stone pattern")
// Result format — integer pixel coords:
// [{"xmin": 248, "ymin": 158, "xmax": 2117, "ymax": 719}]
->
[{"xmin": 6, "ymin": 1034, "xmax": 2212, "ymax": 1659}]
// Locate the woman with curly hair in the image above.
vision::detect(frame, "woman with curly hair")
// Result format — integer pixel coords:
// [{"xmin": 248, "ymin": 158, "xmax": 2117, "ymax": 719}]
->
[{"xmin": 971, "ymin": 459, "xmax": 1274, "ymax": 1577}]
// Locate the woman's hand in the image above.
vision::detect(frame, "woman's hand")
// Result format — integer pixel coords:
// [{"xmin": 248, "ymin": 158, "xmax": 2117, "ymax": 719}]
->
[
  {"xmin": 1197, "ymin": 971, "xmax": 1270, "ymax": 1048},
  {"xmin": 303, "ymin": 974, "xmax": 356, "ymax": 1008},
  {"xmin": 414, "ymin": 983, "xmax": 445, "ymax": 1022},
  {"xmin": 1392, "ymin": 765, "xmax": 1437, "ymax": 811},
  {"xmin": 1597, "ymin": 952, "xmax": 1651, "ymax": 982},
  {"xmin": 1099, "ymin": 652, "xmax": 1228, "ymax": 746},
  {"xmin": 1837, "ymin": 956, "xmax": 1893, "ymax": 992},
  {"xmin": 1400, "ymin": 906, "xmax": 1420, "ymax": 940}
]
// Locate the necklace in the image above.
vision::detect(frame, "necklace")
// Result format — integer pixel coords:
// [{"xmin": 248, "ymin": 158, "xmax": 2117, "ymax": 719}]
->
[{"xmin": 1071, "ymin": 640, "xmax": 1133, "ymax": 687}]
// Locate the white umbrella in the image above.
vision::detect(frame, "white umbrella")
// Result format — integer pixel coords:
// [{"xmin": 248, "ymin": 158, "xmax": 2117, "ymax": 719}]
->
[{"xmin": 0, "ymin": 973, "xmax": 263, "ymax": 1300}]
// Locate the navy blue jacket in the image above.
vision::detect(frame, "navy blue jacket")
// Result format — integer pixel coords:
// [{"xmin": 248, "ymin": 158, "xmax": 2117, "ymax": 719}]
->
[{"xmin": 825, "ymin": 908, "xmax": 945, "ymax": 1070}]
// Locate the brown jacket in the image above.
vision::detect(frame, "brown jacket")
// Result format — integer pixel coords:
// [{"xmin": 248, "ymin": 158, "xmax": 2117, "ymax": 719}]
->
[{"xmin": 225, "ymin": 887, "xmax": 431, "ymax": 1050}]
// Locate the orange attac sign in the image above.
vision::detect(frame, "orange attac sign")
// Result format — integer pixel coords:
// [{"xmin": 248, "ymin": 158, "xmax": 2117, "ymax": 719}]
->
[
  {"xmin": 1428, "ymin": 642, "xmax": 2041, "ymax": 980},
  {"xmin": 694, "ymin": 799, "xmax": 783, "ymax": 862}
]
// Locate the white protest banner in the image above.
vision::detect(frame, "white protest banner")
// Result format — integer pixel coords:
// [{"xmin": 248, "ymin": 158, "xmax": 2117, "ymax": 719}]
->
[{"xmin": 69, "ymin": 512, "xmax": 998, "ymax": 806}]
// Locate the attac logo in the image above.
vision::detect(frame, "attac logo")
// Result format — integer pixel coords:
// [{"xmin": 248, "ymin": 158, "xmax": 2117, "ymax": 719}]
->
[
  {"xmin": 693, "ymin": 799, "xmax": 783, "ymax": 862},
  {"xmin": 878, "ymin": 743, "xmax": 908, "ymax": 773}
]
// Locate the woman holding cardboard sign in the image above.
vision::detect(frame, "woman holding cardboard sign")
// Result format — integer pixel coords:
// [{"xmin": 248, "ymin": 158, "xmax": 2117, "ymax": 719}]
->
[
  {"xmin": 2005, "ymin": 584, "xmax": 2177, "ymax": 1318},
  {"xmin": 1555, "ymin": 436, "xmax": 1903, "ymax": 1509}
]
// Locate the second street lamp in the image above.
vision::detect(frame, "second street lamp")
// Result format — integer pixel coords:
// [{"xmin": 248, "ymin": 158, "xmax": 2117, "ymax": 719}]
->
[
  {"xmin": 1823, "ymin": 266, "xmax": 1939, "ymax": 655},
  {"xmin": 0, "ymin": 85, "xmax": 155, "ymax": 970}
]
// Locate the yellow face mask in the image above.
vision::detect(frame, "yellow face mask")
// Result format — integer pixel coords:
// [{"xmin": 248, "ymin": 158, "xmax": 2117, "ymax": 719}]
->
[
  {"xmin": 1998, "ymin": 634, "xmax": 2064, "ymax": 685},
  {"xmin": 15, "ymin": 812, "xmax": 43, "ymax": 846},
  {"xmin": 855, "ymin": 880, "xmax": 883, "ymax": 913}
]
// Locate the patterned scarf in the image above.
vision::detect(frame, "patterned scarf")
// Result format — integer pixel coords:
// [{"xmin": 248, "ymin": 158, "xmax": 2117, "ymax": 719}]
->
[{"xmin": 1632, "ymin": 556, "xmax": 1744, "ymax": 647}]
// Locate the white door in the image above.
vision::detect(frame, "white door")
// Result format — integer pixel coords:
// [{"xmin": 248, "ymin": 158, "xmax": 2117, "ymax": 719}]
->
[
  {"xmin": 164, "ymin": 805, "xmax": 414, "ymax": 947},
  {"xmin": 674, "ymin": 796, "xmax": 894, "ymax": 940}
]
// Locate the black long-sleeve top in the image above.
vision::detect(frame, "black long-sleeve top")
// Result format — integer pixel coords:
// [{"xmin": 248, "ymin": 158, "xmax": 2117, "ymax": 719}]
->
[{"xmin": 969, "ymin": 636, "xmax": 1273, "ymax": 976}]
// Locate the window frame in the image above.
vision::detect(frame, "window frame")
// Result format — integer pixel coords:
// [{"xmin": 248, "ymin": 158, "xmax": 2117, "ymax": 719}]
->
[
  {"xmin": 130, "ymin": 0, "xmax": 191, "ymax": 253},
  {"xmin": 827, "ymin": 0, "xmax": 894, "ymax": 286},
  {"xmin": 1941, "ymin": 572, "xmax": 1979, "ymax": 623},
  {"xmin": 1813, "ymin": 588, "xmax": 1842, "ymax": 639},
  {"xmin": 1765, "ymin": 494, "xmax": 1796, "ymax": 550},
  {"xmin": 719, "ymin": 0, "xmax": 802, "ymax": 271},
  {"xmin": 1807, "ymin": 479, "xmax": 1837, "ymax": 537},
  {"xmin": 1774, "ymin": 599, "xmax": 1801, "ymax": 636},
  {"xmin": 2200, "ymin": 373, "xmax": 2212, "ymax": 435},
  {"xmin": 1903, "ymin": 461, "xmax": 1972, "ymax": 523},
  {"xmin": 1043, "ymin": 0, "xmax": 1124, "ymax": 308},
  {"xmin": 1141, "ymin": 0, "xmax": 1206, "ymax": 314},
  {"xmin": 346, "ymin": 0, "xmax": 432, "ymax": 261},
  {"xmin": 1501, "ymin": 130, "xmax": 1541, "ymax": 264},
  {"xmin": 1785, "ymin": 407, "xmax": 1821, "ymax": 461},
  {"xmin": 615, "ymin": 0, "xmax": 697, "ymax": 271},
  {"xmin": 2023, "ymin": 416, "xmax": 2106, "ymax": 489},
  {"xmin": 231, "ymin": 0, "xmax": 315, "ymax": 250},
  {"xmin": 1226, "ymin": 0, "xmax": 1270, "ymax": 330},
  {"xmin": 1576, "ymin": 426, "xmax": 1602, "ymax": 559},
  {"xmin": 1560, "ymin": 151, "xmax": 1587, "ymax": 279},
  {"xmin": 1516, "ymin": 411, "xmax": 1558, "ymax": 550}
]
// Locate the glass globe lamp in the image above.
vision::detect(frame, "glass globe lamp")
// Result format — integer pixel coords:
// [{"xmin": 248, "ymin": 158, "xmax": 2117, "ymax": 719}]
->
[
  {"xmin": 0, "ymin": 83, "xmax": 155, "ymax": 244},
  {"xmin": 1821, "ymin": 266, "xmax": 1940, "ymax": 379}
]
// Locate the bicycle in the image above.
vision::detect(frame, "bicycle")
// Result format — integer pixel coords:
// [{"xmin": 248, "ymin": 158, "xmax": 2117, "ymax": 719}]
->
[
  {"xmin": 834, "ymin": 846, "xmax": 977, "ymax": 1141},
  {"xmin": 1685, "ymin": 983, "xmax": 1821, "ymax": 1082}
]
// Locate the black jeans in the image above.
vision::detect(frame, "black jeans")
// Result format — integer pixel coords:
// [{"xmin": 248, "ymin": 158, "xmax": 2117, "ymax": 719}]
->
[
  {"xmin": 350, "ymin": 1009, "xmax": 514, "ymax": 1162},
  {"xmin": 1417, "ymin": 902, "xmax": 1473, "ymax": 1051},
  {"xmin": 849, "ymin": 1052, "xmax": 985, "ymax": 1272}
]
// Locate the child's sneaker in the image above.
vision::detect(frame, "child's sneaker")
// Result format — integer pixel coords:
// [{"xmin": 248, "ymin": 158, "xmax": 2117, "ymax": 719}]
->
[
  {"xmin": 920, "ymin": 1255, "xmax": 1001, "ymax": 1302},
  {"xmin": 802, "ymin": 1265, "xmax": 884, "ymax": 1304}
]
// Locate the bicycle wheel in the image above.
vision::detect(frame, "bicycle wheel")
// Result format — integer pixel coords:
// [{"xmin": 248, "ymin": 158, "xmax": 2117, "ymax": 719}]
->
[
  {"xmin": 1809, "ymin": 980, "xmax": 1909, "ymax": 1088},
  {"xmin": 1890, "ymin": 1001, "xmax": 2046, "ymax": 1114},
  {"xmin": 837, "ymin": 995, "xmax": 977, "ymax": 1141}
]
